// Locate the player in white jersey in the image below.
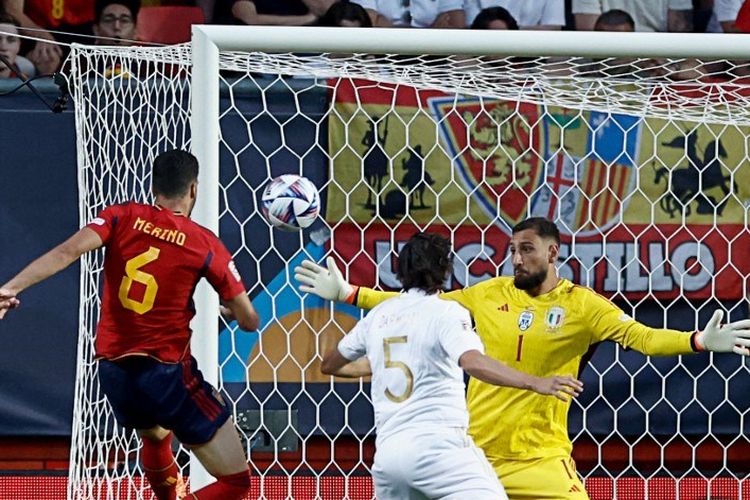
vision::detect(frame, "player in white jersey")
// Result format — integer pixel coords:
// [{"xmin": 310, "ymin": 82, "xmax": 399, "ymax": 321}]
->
[{"xmin": 319, "ymin": 232, "xmax": 583, "ymax": 500}]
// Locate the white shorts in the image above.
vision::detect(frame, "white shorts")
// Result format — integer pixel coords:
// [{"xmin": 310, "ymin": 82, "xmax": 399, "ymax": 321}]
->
[{"xmin": 372, "ymin": 426, "xmax": 507, "ymax": 500}]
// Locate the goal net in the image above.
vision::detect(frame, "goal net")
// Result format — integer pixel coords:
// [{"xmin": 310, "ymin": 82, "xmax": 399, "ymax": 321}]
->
[{"xmin": 67, "ymin": 28, "xmax": 750, "ymax": 499}]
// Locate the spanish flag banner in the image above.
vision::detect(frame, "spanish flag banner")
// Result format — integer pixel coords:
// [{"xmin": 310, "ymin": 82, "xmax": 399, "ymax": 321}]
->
[{"xmin": 326, "ymin": 79, "xmax": 750, "ymax": 300}]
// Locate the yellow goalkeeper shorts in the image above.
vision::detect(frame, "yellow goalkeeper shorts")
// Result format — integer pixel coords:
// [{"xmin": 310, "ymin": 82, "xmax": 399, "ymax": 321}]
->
[{"xmin": 487, "ymin": 454, "xmax": 589, "ymax": 500}]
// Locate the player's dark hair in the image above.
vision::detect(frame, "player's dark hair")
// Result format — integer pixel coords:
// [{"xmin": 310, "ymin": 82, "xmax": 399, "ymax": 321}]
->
[
  {"xmin": 512, "ymin": 217, "xmax": 560, "ymax": 245},
  {"xmin": 152, "ymin": 149, "xmax": 199, "ymax": 199},
  {"xmin": 317, "ymin": 0, "xmax": 372, "ymax": 27},
  {"xmin": 594, "ymin": 9, "xmax": 635, "ymax": 30},
  {"xmin": 94, "ymin": 0, "xmax": 140, "ymax": 24},
  {"xmin": 397, "ymin": 232, "xmax": 452, "ymax": 294},
  {"xmin": 471, "ymin": 7, "xmax": 519, "ymax": 30}
]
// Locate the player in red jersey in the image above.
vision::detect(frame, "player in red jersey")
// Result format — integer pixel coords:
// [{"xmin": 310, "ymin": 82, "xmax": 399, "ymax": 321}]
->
[{"xmin": 0, "ymin": 149, "xmax": 259, "ymax": 500}]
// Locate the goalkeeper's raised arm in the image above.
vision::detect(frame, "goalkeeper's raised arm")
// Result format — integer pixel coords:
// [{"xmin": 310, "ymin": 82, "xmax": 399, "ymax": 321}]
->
[
  {"xmin": 295, "ymin": 257, "xmax": 395, "ymax": 307},
  {"xmin": 295, "ymin": 257, "xmax": 354, "ymax": 301},
  {"xmin": 294, "ymin": 236, "xmax": 750, "ymax": 359}
]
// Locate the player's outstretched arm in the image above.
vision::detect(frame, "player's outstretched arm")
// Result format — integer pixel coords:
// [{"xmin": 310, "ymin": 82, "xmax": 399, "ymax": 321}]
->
[
  {"xmin": 295, "ymin": 257, "xmax": 398, "ymax": 309},
  {"xmin": 0, "ymin": 227, "xmax": 103, "ymax": 318},
  {"xmin": 320, "ymin": 349, "xmax": 372, "ymax": 378},
  {"xmin": 221, "ymin": 293, "xmax": 260, "ymax": 332},
  {"xmin": 695, "ymin": 310, "xmax": 750, "ymax": 356},
  {"xmin": 294, "ymin": 257, "xmax": 356, "ymax": 302},
  {"xmin": 459, "ymin": 350, "xmax": 584, "ymax": 402}
]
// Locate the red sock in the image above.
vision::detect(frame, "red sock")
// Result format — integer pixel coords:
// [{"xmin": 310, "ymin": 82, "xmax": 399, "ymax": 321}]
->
[
  {"xmin": 188, "ymin": 469, "xmax": 251, "ymax": 500},
  {"xmin": 142, "ymin": 433, "xmax": 180, "ymax": 500}
]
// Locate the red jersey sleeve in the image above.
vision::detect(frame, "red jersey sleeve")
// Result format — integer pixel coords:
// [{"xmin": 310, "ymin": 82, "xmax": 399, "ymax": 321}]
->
[
  {"xmin": 205, "ymin": 240, "xmax": 246, "ymax": 301},
  {"xmin": 86, "ymin": 205, "xmax": 126, "ymax": 244}
]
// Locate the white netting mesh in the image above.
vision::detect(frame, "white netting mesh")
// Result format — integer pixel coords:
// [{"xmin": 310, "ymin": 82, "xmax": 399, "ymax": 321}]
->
[
  {"xmin": 68, "ymin": 44, "xmax": 194, "ymax": 500},
  {"xmin": 68, "ymin": 41, "xmax": 750, "ymax": 500},
  {"xmin": 227, "ymin": 51, "xmax": 750, "ymax": 125}
]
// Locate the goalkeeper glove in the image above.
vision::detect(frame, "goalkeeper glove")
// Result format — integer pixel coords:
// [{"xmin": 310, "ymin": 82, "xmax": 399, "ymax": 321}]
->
[
  {"xmin": 295, "ymin": 257, "xmax": 357, "ymax": 303},
  {"xmin": 694, "ymin": 310, "xmax": 750, "ymax": 355}
]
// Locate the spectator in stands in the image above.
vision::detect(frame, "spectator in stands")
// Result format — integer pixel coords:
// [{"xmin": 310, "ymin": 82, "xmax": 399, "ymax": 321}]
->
[
  {"xmin": 93, "ymin": 0, "xmax": 138, "ymax": 46},
  {"xmin": 692, "ymin": 0, "xmax": 712, "ymax": 32},
  {"xmin": 353, "ymin": 0, "xmax": 464, "ymax": 28},
  {"xmin": 706, "ymin": 0, "xmax": 742, "ymax": 32},
  {"xmin": 588, "ymin": 8, "xmax": 700, "ymax": 80},
  {"xmin": 232, "ymin": 0, "xmax": 336, "ymax": 25},
  {"xmin": 317, "ymin": 0, "xmax": 372, "ymax": 26},
  {"xmin": 0, "ymin": 13, "xmax": 35, "ymax": 77},
  {"xmin": 705, "ymin": 0, "xmax": 750, "ymax": 77},
  {"xmin": 594, "ymin": 8, "xmax": 635, "ymax": 31},
  {"xmin": 581, "ymin": 9, "xmax": 637, "ymax": 76},
  {"xmin": 89, "ymin": 0, "xmax": 141, "ymax": 78},
  {"xmin": 464, "ymin": 0, "xmax": 563, "ymax": 29},
  {"xmin": 572, "ymin": 0, "xmax": 693, "ymax": 32},
  {"xmin": 2, "ymin": 0, "xmax": 95, "ymax": 74},
  {"xmin": 467, "ymin": 8, "xmax": 525, "ymax": 73},
  {"xmin": 470, "ymin": 6, "xmax": 518, "ymax": 29}
]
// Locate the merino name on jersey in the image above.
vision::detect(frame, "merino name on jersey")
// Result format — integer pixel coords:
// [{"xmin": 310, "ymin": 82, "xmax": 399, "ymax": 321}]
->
[{"xmin": 133, "ymin": 216, "xmax": 187, "ymax": 246}]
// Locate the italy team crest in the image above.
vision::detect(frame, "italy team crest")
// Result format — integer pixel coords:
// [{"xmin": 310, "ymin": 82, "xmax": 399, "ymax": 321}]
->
[{"xmin": 545, "ymin": 306, "xmax": 565, "ymax": 331}]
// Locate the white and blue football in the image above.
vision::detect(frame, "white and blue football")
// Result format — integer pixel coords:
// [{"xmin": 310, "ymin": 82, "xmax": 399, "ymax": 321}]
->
[{"xmin": 261, "ymin": 174, "xmax": 320, "ymax": 231}]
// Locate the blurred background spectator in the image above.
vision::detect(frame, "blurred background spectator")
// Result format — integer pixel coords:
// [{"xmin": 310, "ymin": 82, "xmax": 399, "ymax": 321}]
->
[
  {"xmin": 594, "ymin": 7, "xmax": 635, "ymax": 31},
  {"xmin": 317, "ymin": 0, "xmax": 372, "ymax": 26},
  {"xmin": 0, "ymin": 0, "xmax": 746, "ymax": 80},
  {"xmin": 0, "ymin": 12, "xmax": 35, "ymax": 77},
  {"xmin": 231, "ymin": 0, "xmax": 335, "ymax": 26},
  {"xmin": 353, "ymin": 0, "xmax": 465, "ymax": 28},
  {"xmin": 736, "ymin": 0, "xmax": 750, "ymax": 31},
  {"xmin": 706, "ymin": 0, "xmax": 742, "ymax": 32},
  {"xmin": 470, "ymin": 6, "xmax": 518, "ymax": 29},
  {"xmin": 137, "ymin": 4, "xmax": 203, "ymax": 44},
  {"xmin": 93, "ymin": 0, "xmax": 138, "ymax": 45},
  {"xmin": 573, "ymin": 0, "xmax": 693, "ymax": 32},
  {"xmin": 465, "ymin": 0, "xmax": 564, "ymax": 29},
  {"xmin": 580, "ymin": 9, "xmax": 638, "ymax": 76},
  {"xmin": 2, "ymin": 0, "xmax": 95, "ymax": 73}
]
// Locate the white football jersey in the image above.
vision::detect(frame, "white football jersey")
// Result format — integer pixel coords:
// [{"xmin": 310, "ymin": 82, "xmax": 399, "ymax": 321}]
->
[{"xmin": 338, "ymin": 289, "xmax": 485, "ymax": 439}]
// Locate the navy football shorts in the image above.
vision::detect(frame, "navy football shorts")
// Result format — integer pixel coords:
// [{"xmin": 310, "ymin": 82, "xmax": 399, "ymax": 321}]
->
[{"xmin": 98, "ymin": 355, "xmax": 231, "ymax": 446}]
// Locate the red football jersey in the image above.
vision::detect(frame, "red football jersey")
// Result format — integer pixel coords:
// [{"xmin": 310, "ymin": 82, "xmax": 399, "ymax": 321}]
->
[
  {"xmin": 26, "ymin": 0, "xmax": 94, "ymax": 28},
  {"xmin": 86, "ymin": 202, "xmax": 246, "ymax": 363}
]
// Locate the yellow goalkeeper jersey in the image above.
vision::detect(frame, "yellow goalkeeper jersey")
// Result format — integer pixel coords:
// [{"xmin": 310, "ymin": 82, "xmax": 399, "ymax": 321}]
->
[{"xmin": 357, "ymin": 277, "xmax": 695, "ymax": 460}]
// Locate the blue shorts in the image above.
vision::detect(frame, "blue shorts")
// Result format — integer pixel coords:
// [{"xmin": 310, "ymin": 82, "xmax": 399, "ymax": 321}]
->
[{"xmin": 98, "ymin": 356, "xmax": 231, "ymax": 446}]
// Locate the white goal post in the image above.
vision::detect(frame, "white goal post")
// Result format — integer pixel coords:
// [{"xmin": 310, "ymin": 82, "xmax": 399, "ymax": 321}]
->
[{"xmin": 67, "ymin": 25, "xmax": 750, "ymax": 500}]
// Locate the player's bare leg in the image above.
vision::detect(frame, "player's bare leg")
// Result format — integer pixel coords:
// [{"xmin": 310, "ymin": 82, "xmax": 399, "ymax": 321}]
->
[
  {"xmin": 184, "ymin": 418, "xmax": 251, "ymax": 500},
  {"xmin": 138, "ymin": 426, "xmax": 182, "ymax": 500}
]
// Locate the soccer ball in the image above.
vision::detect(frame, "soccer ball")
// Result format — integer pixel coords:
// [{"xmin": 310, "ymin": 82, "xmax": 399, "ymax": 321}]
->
[{"xmin": 261, "ymin": 174, "xmax": 320, "ymax": 231}]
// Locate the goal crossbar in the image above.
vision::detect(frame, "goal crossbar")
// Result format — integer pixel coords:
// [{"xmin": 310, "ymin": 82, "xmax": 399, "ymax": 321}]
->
[{"xmin": 193, "ymin": 25, "xmax": 750, "ymax": 59}]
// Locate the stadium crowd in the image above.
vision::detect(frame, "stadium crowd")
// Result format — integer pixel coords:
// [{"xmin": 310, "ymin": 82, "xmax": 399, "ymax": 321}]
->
[{"xmin": 0, "ymin": 0, "xmax": 747, "ymax": 77}]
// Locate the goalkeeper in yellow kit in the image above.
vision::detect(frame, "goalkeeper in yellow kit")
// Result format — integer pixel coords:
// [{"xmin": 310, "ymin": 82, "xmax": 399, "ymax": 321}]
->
[{"xmin": 295, "ymin": 217, "xmax": 750, "ymax": 500}]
